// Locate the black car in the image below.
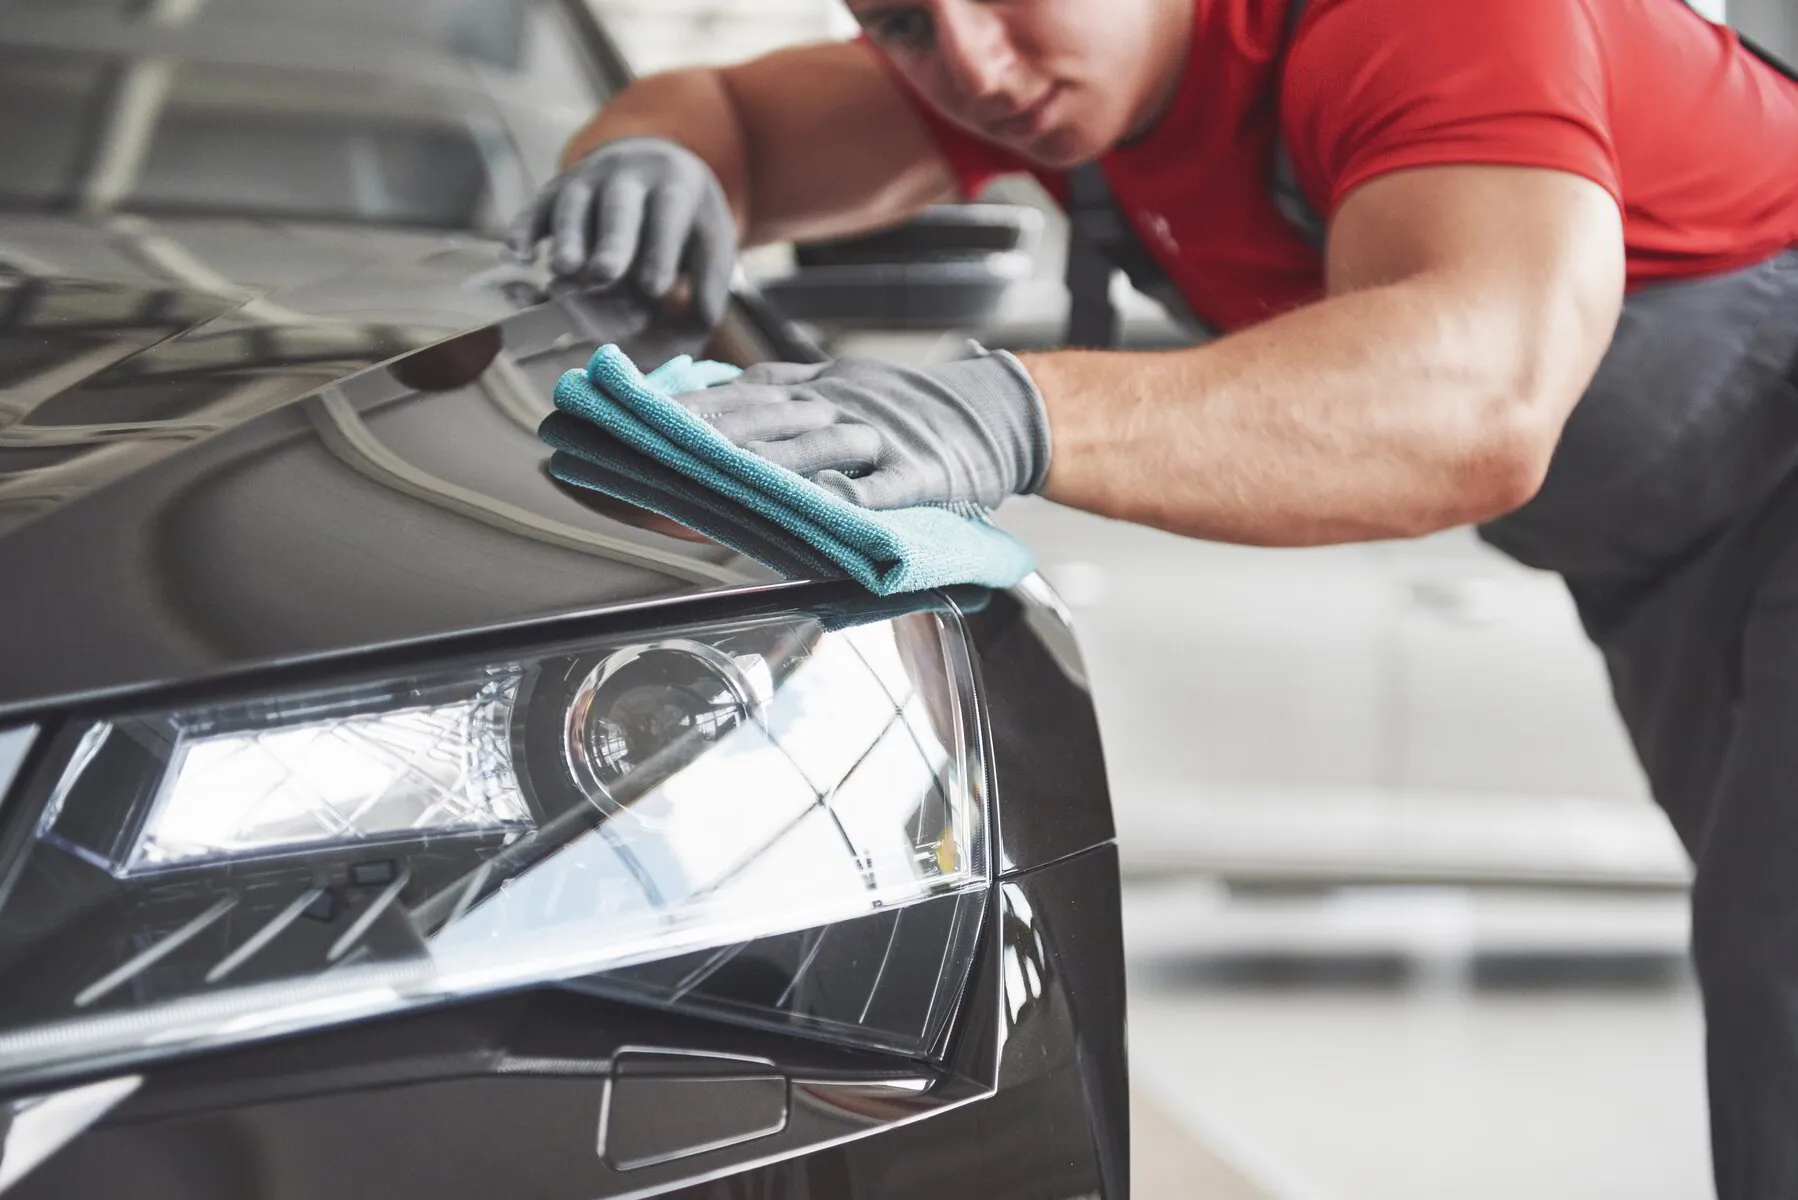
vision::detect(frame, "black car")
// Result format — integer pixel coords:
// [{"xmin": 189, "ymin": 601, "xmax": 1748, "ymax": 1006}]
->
[{"xmin": 0, "ymin": 3, "xmax": 1127, "ymax": 1198}]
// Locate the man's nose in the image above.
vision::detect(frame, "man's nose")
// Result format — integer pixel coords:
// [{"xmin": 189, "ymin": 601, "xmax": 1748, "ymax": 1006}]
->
[{"xmin": 933, "ymin": 1, "xmax": 1020, "ymax": 103}]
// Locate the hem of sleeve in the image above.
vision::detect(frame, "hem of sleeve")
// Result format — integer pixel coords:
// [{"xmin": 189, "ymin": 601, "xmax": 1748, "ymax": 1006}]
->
[{"xmin": 1328, "ymin": 147, "xmax": 1624, "ymax": 219}]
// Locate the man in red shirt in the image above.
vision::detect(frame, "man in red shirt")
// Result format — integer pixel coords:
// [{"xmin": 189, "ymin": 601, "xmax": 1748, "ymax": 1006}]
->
[{"xmin": 513, "ymin": 2, "xmax": 1798, "ymax": 1189}]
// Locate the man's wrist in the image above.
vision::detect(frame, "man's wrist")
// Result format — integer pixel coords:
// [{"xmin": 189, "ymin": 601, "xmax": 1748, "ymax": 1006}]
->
[
  {"xmin": 1008, "ymin": 350, "xmax": 1066, "ymax": 496},
  {"xmin": 991, "ymin": 350, "xmax": 1054, "ymax": 494},
  {"xmin": 936, "ymin": 347, "xmax": 1054, "ymax": 497},
  {"xmin": 1012, "ymin": 350, "xmax": 1104, "ymax": 505}
]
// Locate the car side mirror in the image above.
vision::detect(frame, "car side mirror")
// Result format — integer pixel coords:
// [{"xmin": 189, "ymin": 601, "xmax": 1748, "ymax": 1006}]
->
[{"xmin": 759, "ymin": 204, "xmax": 1041, "ymax": 331}]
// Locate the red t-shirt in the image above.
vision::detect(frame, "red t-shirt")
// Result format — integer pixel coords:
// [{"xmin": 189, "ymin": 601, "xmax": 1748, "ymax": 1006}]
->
[{"xmin": 895, "ymin": 0, "xmax": 1798, "ymax": 332}]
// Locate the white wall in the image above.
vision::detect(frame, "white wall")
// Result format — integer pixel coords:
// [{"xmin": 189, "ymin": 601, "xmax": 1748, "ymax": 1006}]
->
[
  {"xmin": 593, "ymin": 1, "xmax": 1793, "ymax": 75},
  {"xmin": 1730, "ymin": 0, "xmax": 1795, "ymax": 58},
  {"xmin": 589, "ymin": 0, "xmax": 842, "ymax": 74}
]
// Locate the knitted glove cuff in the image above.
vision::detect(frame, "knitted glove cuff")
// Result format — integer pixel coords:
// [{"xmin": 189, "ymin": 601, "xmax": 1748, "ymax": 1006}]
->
[{"xmin": 931, "ymin": 345, "xmax": 1055, "ymax": 498}]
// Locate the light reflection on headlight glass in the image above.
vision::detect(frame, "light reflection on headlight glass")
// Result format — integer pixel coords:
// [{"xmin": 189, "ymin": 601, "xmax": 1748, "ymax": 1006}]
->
[
  {"xmin": 123, "ymin": 672, "xmax": 530, "ymax": 872},
  {"xmin": 0, "ymin": 607, "xmax": 986, "ymax": 1088}
]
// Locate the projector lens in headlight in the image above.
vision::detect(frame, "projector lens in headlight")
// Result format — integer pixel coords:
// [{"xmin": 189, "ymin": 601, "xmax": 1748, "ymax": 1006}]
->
[
  {"xmin": 0, "ymin": 607, "xmax": 986, "ymax": 1088},
  {"xmin": 564, "ymin": 639, "xmax": 764, "ymax": 803}
]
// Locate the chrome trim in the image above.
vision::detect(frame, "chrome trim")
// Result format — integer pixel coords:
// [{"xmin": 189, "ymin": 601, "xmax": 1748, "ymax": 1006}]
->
[
  {"xmin": 0, "ymin": 1076, "xmax": 141, "ymax": 1195},
  {"xmin": 0, "ymin": 727, "xmax": 37, "ymax": 810},
  {"xmin": 74, "ymin": 895, "xmax": 238, "ymax": 1008}
]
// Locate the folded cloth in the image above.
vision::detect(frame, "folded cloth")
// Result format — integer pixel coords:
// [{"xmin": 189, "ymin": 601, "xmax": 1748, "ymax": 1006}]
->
[
  {"xmin": 541, "ymin": 411, "xmax": 848, "ymax": 581},
  {"xmin": 544, "ymin": 345, "xmax": 1035, "ymax": 595}
]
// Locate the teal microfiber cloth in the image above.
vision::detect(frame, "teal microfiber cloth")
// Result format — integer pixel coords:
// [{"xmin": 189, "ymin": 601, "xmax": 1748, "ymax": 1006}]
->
[{"xmin": 542, "ymin": 345, "xmax": 1035, "ymax": 596}]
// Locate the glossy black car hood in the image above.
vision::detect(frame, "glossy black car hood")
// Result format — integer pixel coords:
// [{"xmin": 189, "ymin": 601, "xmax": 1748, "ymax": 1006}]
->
[{"xmin": 0, "ymin": 214, "xmax": 798, "ymax": 718}]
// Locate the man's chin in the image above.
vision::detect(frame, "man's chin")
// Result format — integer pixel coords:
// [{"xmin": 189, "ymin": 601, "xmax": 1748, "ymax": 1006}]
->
[{"xmin": 1007, "ymin": 125, "xmax": 1109, "ymax": 169}]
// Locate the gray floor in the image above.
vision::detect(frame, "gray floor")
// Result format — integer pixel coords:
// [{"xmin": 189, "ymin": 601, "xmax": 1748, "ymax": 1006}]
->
[{"xmin": 1125, "ymin": 899, "xmax": 1712, "ymax": 1199}]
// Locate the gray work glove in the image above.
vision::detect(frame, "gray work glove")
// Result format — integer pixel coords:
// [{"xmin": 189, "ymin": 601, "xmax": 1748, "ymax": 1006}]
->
[
  {"xmin": 672, "ymin": 344, "xmax": 1052, "ymax": 511},
  {"xmin": 506, "ymin": 137, "xmax": 736, "ymax": 325}
]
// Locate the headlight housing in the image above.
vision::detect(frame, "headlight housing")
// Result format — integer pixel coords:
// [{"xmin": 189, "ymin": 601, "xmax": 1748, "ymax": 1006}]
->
[{"xmin": 0, "ymin": 605, "xmax": 987, "ymax": 1088}]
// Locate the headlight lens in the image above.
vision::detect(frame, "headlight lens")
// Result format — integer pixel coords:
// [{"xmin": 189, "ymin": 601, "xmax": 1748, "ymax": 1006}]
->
[
  {"xmin": 119, "ymin": 672, "xmax": 531, "ymax": 872},
  {"xmin": 0, "ymin": 607, "xmax": 986, "ymax": 1087}
]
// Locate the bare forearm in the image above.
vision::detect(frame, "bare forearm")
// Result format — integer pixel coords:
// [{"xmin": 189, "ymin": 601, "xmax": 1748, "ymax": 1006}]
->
[
  {"xmin": 1024, "ymin": 277, "xmax": 1604, "ymax": 546},
  {"xmin": 557, "ymin": 44, "xmax": 953, "ymax": 248}
]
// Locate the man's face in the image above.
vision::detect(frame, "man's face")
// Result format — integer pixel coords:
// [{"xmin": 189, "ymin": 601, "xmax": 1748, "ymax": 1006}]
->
[{"xmin": 848, "ymin": 0, "xmax": 1182, "ymax": 167}]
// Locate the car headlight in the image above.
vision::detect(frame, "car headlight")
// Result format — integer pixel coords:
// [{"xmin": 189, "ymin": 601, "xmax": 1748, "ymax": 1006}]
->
[{"xmin": 0, "ymin": 606, "xmax": 987, "ymax": 1088}]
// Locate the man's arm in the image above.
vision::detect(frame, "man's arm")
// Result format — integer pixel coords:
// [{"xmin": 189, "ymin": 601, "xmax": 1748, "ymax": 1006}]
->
[
  {"xmin": 559, "ymin": 40, "xmax": 957, "ymax": 247},
  {"xmin": 1024, "ymin": 165, "xmax": 1626, "ymax": 546}
]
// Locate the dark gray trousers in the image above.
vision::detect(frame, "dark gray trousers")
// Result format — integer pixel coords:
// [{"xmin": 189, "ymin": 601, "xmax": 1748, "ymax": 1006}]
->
[
  {"xmin": 1482, "ymin": 250, "xmax": 1798, "ymax": 1197},
  {"xmin": 1597, "ymin": 470, "xmax": 1798, "ymax": 1197}
]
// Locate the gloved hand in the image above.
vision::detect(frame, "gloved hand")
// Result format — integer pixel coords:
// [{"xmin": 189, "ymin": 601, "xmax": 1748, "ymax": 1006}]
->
[
  {"xmin": 671, "ymin": 344, "xmax": 1052, "ymax": 511},
  {"xmin": 505, "ymin": 137, "xmax": 736, "ymax": 326}
]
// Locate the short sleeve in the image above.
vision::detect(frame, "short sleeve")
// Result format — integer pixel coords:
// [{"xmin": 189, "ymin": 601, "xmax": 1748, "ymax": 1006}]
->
[
  {"xmin": 859, "ymin": 37, "xmax": 1035, "ymax": 199},
  {"xmin": 1282, "ymin": 0, "xmax": 1622, "ymax": 218}
]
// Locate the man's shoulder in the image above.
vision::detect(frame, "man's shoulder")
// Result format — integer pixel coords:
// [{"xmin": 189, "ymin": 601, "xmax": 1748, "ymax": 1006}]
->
[{"xmin": 1281, "ymin": 0, "xmax": 1607, "ymax": 118}]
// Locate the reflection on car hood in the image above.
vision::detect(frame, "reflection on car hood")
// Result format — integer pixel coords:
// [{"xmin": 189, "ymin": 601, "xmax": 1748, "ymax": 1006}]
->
[{"xmin": 0, "ymin": 214, "xmax": 796, "ymax": 716}]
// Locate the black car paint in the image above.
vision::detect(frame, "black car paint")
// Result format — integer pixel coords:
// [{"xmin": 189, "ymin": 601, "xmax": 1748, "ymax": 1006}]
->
[
  {"xmin": 0, "ymin": 3, "xmax": 1127, "ymax": 1194},
  {"xmin": 0, "ymin": 224, "xmax": 787, "ymax": 718},
  {"xmin": 7, "ymin": 846, "xmax": 1126, "ymax": 1200}
]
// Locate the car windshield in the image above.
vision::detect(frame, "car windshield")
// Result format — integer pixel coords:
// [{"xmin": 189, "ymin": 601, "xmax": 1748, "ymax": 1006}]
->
[{"xmin": 0, "ymin": 0, "xmax": 614, "ymax": 232}]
